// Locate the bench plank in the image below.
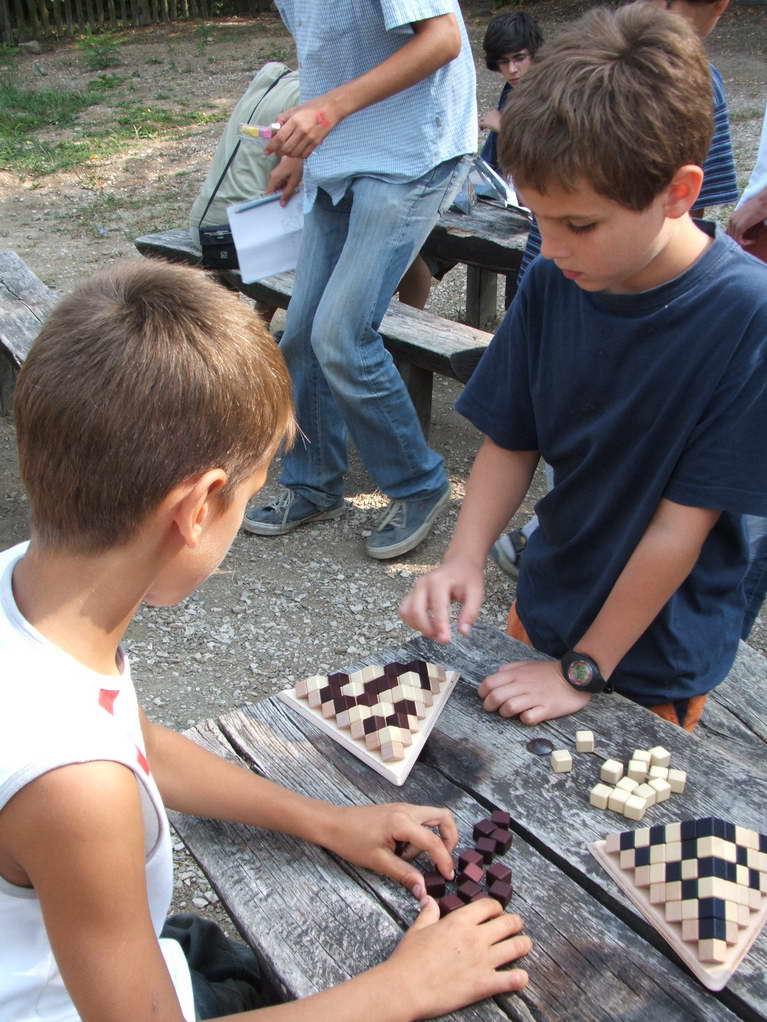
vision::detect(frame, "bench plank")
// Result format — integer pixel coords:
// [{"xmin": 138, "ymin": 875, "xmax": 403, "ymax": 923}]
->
[
  {"xmin": 173, "ymin": 681, "xmax": 742, "ymax": 1021},
  {"xmin": 0, "ymin": 252, "xmax": 58, "ymax": 414}
]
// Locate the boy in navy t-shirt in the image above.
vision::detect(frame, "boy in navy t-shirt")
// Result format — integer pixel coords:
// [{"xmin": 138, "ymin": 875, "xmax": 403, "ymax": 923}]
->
[{"xmin": 401, "ymin": 3, "xmax": 767, "ymax": 732}]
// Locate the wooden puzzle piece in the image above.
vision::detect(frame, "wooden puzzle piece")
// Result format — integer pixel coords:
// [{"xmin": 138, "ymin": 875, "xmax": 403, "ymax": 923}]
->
[
  {"xmin": 576, "ymin": 729, "xmax": 595, "ymax": 752},
  {"xmin": 551, "ymin": 749, "xmax": 572, "ymax": 773},
  {"xmin": 279, "ymin": 661, "xmax": 460, "ymax": 785},
  {"xmin": 591, "ymin": 817, "xmax": 767, "ymax": 991}
]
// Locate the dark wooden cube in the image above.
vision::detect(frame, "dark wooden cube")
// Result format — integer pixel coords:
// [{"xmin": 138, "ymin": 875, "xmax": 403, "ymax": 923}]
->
[
  {"xmin": 488, "ymin": 879, "xmax": 513, "ymax": 907},
  {"xmin": 458, "ymin": 848, "xmax": 484, "ymax": 871},
  {"xmin": 423, "ymin": 870, "xmax": 447, "ymax": 899},
  {"xmin": 487, "ymin": 862, "xmax": 511, "ymax": 886},
  {"xmin": 457, "ymin": 879, "xmax": 484, "ymax": 903},
  {"xmin": 458, "ymin": 861, "xmax": 484, "ymax": 886},
  {"xmin": 473, "ymin": 818, "xmax": 496, "ymax": 842},
  {"xmin": 438, "ymin": 893, "xmax": 464, "ymax": 917},
  {"xmin": 490, "ymin": 809, "xmax": 512, "ymax": 830},
  {"xmin": 491, "ymin": 828, "xmax": 512, "ymax": 854},
  {"xmin": 475, "ymin": 837, "xmax": 496, "ymax": 863}
]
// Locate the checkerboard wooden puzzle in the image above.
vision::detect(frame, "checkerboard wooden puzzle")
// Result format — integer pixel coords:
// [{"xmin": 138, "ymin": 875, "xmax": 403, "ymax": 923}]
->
[
  {"xmin": 591, "ymin": 817, "xmax": 767, "ymax": 990},
  {"xmin": 278, "ymin": 660, "xmax": 459, "ymax": 785}
]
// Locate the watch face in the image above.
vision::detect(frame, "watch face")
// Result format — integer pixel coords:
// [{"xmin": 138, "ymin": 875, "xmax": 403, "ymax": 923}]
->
[{"xmin": 567, "ymin": 658, "xmax": 594, "ymax": 687}]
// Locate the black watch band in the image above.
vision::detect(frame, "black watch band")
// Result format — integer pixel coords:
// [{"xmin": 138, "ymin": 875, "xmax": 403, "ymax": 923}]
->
[{"xmin": 560, "ymin": 651, "xmax": 612, "ymax": 693}]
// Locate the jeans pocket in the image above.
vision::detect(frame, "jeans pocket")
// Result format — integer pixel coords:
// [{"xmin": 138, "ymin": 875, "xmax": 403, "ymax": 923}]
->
[{"xmin": 438, "ymin": 153, "xmax": 475, "ymax": 216}]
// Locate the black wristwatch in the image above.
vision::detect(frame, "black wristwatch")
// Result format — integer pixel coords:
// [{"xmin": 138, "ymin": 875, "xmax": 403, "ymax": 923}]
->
[{"xmin": 560, "ymin": 651, "xmax": 612, "ymax": 693}]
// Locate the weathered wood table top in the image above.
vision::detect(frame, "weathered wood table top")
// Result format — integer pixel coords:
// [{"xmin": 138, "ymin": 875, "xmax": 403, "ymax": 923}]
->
[{"xmin": 173, "ymin": 623, "xmax": 767, "ymax": 1021}]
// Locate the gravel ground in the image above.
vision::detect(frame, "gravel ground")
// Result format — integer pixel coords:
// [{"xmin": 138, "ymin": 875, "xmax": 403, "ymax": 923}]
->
[{"xmin": 1, "ymin": 0, "xmax": 765, "ymax": 937}]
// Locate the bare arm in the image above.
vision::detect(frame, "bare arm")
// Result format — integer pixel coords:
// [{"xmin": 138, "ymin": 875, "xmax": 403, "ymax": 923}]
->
[
  {"xmin": 479, "ymin": 498, "xmax": 721, "ymax": 724},
  {"xmin": 401, "ymin": 438, "xmax": 539, "ymax": 641},
  {"xmin": 140, "ymin": 714, "xmax": 458, "ymax": 894},
  {"xmin": 266, "ymin": 14, "xmax": 462, "ymax": 160},
  {"xmin": 727, "ymin": 186, "xmax": 767, "ymax": 245},
  {"xmin": 0, "ymin": 764, "xmax": 530, "ymax": 1022}
]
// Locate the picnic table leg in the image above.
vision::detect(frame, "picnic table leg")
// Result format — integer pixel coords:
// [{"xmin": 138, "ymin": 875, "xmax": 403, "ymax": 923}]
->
[
  {"xmin": 465, "ymin": 266, "xmax": 497, "ymax": 330},
  {"xmin": 394, "ymin": 359, "xmax": 433, "ymax": 438},
  {"xmin": 0, "ymin": 352, "xmax": 17, "ymax": 416}
]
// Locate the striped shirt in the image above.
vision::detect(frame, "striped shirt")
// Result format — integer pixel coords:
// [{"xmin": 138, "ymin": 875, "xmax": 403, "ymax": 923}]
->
[
  {"xmin": 273, "ymin": 0, "xmax": 477, "ymax": 209},
  {"xmin": 518, "ymin": 63, "xmax": 739, "ymax": 284}
]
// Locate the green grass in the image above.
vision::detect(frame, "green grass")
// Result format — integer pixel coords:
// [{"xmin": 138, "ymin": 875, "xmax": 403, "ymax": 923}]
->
[{"xmin": 0, "ymin": 78, "xmax": 223, "ymax": 177}]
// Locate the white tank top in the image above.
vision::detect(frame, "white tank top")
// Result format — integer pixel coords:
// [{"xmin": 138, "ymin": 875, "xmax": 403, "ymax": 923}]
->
[{"xmin": 0, "ymin": 542, "xmax": 194, "ymax": 1021}]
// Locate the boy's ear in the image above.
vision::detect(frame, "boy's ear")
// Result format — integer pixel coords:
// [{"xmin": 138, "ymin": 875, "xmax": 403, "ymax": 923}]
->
[
  {"xmin": 663, "ymin": 164, "xmax": 704, "ymax": 219},
  {"xmin": 172, "ymin": 469, "xmax": 228, "ymax": 548}
]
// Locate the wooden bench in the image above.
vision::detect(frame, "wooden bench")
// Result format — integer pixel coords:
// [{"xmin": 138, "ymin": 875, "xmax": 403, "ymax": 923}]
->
[
  {"xmin": 0, "ymin": 253, "xmax": 58, "ymax": 414},
  {"xmin": 134, "ymin": 228, "xmax": 493, "ymax": 434}
]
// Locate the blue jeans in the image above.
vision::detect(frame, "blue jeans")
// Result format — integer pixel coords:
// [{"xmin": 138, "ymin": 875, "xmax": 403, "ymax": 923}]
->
[
  {"xmin": 279, "ymin": 157, "xmax": 470, "ymax": 506},
  {"xmin": 742, "ymin": 515, "xmax": 767, "ymax": 639}
]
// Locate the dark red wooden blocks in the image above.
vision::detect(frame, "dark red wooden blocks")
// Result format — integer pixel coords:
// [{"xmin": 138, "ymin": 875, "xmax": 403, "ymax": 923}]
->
[
  {"xmin": 488, "ymin": 879, "xmax": 513, "ymax": 907},
  {"xmin": 490, "ymin": 809, "xmax": 512, "ymax": 829},
  {"xmin": 423, "ymin": 870, "xmax": 446, "ymax": 899},
  {"xmin": 473, "ymin": 818, "xmax": 496, "ymax": 842},
  {"xmin": 487, "ymin": 862, "xmax": 511, "ymax": 886},
  {"xmin": 438, "ymin": 893, "xmax": 464, "ymax": 916},
  {"xmin": 458, "ymin": 861, "xmax": 484, "ymax": 886},
  {"xmin": 491, "ymin": 828, "xmax": 512, "ymax": 854},
  {"xmin": 457, "ymin": 879, "xmax": 484, "ymax": 903},
  {"xmin": 458, "ymin": 848, "xmax": 484, "ymax": 871},
  {"xmin": 475, "ymin": 837, "xmax": 496, "ymax": 863}
]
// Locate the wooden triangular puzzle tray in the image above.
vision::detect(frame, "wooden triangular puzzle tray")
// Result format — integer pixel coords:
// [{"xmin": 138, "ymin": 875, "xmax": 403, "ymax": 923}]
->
[
  {"xmin": 278, "ymin": 660, "xmax": 459, "ymax": 785},
  {"xmin": 590, "ymin": 817, "xmax": 767, "ymax": 990}
]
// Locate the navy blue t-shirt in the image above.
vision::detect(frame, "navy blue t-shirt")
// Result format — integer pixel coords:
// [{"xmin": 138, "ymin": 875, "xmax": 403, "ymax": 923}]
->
[{"xmin": 457, "ymin": 226, "xmax": 767, "ymax": 704}]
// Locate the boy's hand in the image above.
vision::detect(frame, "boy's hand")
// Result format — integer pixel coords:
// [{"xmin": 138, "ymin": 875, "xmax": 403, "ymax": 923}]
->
[
  {"xmin": 266, "ymin": 156, "xmax": 304, "ymax": 204},
  {"xmin": 323, "ymin": 803, "xmax": 458, "ymax": 898},
  {"xmin": 386, "ymin": 898, "xmax": 530, "ymax": 1017},
  {"xmin": 478, "ymin": 660, "xmax": 591, "ymax": 725},
  {"xmin": 479, "ymin": 109, "xmax": 501, "ymax": 132},
  {"xmin": 399, "ymin": 556, "xmax": 485, "ymax": 643},
  {"xmin": 265, "ymin": 97, "xmax": 342, "ymax": 160}
]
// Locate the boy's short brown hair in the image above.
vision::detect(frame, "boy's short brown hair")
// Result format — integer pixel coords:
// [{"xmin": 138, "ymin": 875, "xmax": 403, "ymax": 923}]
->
[
  {"xmin": 14, "ymin": 260, "xmax": 295, "ymax": 552},
  {"xmin": 499, "ymin": 3, "xmax": 713, "ymax": 210}
]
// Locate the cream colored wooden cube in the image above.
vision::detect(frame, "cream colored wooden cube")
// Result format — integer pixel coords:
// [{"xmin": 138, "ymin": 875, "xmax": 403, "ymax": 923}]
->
[
  {"xmin": 627, "ymin": 759, "xmax": 649, "ymax": 782},
  {"xmin": 649, "ymin": 745, "xmax": 671, "ymax": 767},
  {"xmin": 648, "ymin": 778, "xmax": 671, "ymax": 803},
  {"xmin": 667, "ymin": 768, "xmax": 687, "ymax": 793},
  {"xmin": 634, "ymin": 782, "xmax": 656, "ymax": 807},
  {"xmin": 648, "ymin": 765, "xmax": 669, "ymax": 781},
  {"xmin": 616, "ymin": 776, "xmax": 638, "ymax": 793},
  {"xmin": 633, "ymin": 749, "xmax": 652, "ymax": 764},
  {"xmin": 601, "ymin": 759, "xmax": 624, "ymax": 784},
  {"xmin": 608, "ymin": 787, "xmax": 630, "ymax": 813},
  {"xmin": 551, "ymin": 749, "xmax": 572, "ymax": 773},
  {"xmin": 589, "ymin": 782, "xmax": 612, "ymax": 809},
  {"xmin": 623, "ymin": 794, "xmax": 647, "ymax": 821},
  {"xmin": 575, "ymin": 729, "xmax": 595, "ymax": 752}
]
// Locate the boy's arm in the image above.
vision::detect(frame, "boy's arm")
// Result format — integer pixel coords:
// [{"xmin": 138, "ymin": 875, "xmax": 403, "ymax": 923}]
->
[
  {"xmin": 479, "ymin": 498, "xmax": 720, "ymax": 724},
  {"xmin": 0, "ymin": 763, "xmax": 532, "ymax": 1021},
  {"xmin": 400, "ymin": 438, "xmax": 539, "ymax": 641},
  {"xmin": 140, "ymin": 714, "xmax": 458, "ymax": 896},
  {"xmin": 0, "ymin": 762, "xmax": 187, "ymax": 1022},
  {"xmin": 266, "ymin": 13, "xmax": 462, "ymax": 161}
]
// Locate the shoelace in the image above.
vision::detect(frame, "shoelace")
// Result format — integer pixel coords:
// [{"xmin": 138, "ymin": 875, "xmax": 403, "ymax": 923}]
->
[
  {"xmin": 376, "ymin": 500, "xmax": 406, "ymax": 531},
  {"xmin": 266, "ymin": 490, "xmax": 293, "ymax": 513}
]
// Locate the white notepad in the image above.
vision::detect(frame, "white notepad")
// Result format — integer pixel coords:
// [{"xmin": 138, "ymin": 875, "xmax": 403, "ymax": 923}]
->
[{"xmin": 227, "ymin": 188, "xmax": 304, "ymax": 283}]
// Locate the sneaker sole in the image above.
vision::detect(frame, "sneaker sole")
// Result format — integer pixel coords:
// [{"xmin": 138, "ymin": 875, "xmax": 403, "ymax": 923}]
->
[
  {"xmin": 365, "ymin": 489, "xmax": 450, "ymax": 560},
  {"xmin": 242, "ymin": 502, "xmax": 346, "ymax": 536},
  {"xmin": 489, "ymin": 541, "xmax": 520, "ymax": 579}
]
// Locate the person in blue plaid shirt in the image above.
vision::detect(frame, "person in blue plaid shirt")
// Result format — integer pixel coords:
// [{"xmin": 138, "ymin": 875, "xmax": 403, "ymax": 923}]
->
[{"xmin": 244, "ymin": 0, "xmax": 477, "ymax": 560}]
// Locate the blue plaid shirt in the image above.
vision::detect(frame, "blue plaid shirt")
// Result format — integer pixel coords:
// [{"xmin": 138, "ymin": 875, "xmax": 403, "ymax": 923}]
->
[{"xmin": 274, "ymin": 0, "xmax": 477, "ymax": 209}]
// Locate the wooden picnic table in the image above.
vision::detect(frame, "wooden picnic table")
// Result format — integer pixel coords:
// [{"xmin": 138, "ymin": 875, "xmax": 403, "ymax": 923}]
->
[
  {"xmin": 421, "ymin": 201, "xmax": 530, "ymax": 329},
  {"xmin": 172, "ymin": 622, "xmax": 767, "ymax": 1021}
]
